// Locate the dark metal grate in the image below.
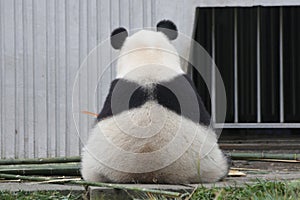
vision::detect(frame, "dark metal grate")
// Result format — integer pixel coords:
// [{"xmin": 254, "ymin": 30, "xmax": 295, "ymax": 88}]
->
[{"xmin": 192, "ymin": 6, "xmax": 300, "ymax": 128}]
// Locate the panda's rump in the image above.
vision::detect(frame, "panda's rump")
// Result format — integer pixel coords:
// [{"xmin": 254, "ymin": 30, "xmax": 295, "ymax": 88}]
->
[
  {"xmin": 99, "ymin": 101, "xmax": 179, "ymax": 153},
  {"xmin": 82, "ymin": 102, "xmax": 228, "ymax": 183}
]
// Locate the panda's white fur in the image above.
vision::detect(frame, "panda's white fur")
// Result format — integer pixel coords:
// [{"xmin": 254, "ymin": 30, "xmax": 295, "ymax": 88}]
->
[
  {"xmin": 81, "ymin": 28, "xmax": 229, "ymax": 183},
  {"xmin": 116, "ymin": 30, "xmax": 184, "ymax": 84}
]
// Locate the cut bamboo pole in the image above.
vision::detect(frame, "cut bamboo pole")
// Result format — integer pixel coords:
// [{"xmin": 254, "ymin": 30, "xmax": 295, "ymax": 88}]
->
[
  {"xmin": 0, "ymin": 163, "xmax": 80, "ymax": 176},
  {"xmin": 251, "ymin": 159, "xmax": 300, "ymax": 163},
  {"xmin": 0, "ymin": 152, "xmax": 298, "ymax": 166},
  {"xmin": 0, "ymin": 173, "xmax": 185, "ymax": 198},
  {"xmin": 0, "ymin": 156, "xmax": 81, "ymax": 165},
  {"xmin": 228, "ymin": 152, "xmax": 300, "ymax": 161}
]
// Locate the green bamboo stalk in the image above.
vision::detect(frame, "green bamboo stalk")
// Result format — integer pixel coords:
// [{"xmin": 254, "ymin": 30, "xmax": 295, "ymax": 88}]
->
[
  {"xmin": 0, "ymin": 156, "xmax": 80, "ymax": 165},
  {"xmin": 0, "ymin": 163, "xmax": 80, "ymax": 176},
  {"xmin": 228, "ymin": 152, "xmax": 300, "ymax": 161},
  {"xmin": 0, "ymin": 173, "xmax": 184, "ymax": 198}
]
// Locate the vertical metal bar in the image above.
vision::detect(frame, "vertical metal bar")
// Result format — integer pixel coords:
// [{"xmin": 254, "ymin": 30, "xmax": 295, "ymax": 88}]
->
[
  {"xmin": 257, "ymin": 7, "xmax": 261, "ymax": 123},
  {"xmin": 279, "ymin": 7, "xmax": 284, "ymax": 123},
  {"xmin": 234, "ymin": 8, "xmax": 238, "ymax": 123},
  {"xmin": 211, "ymin": 8, "xmax": 216, "ymax": 123}
]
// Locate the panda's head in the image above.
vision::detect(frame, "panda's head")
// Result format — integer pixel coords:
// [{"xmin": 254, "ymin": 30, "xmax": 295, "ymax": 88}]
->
[{"xmin": 111, "ymin": 20, "xmax": 184, "ymax": 84}]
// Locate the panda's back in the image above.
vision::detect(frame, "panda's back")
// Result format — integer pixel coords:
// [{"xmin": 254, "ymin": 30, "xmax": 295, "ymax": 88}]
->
[{"xmin": 97, "ymin": 74, "xmax": 211, "ymax": 127}]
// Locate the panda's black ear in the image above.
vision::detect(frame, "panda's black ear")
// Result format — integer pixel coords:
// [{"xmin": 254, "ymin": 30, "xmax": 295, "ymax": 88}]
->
[
  {"xmin": 156, "ymin": 20, "xmax": 178, "ymax": 40},
  {"xmin": 111, "ymin": 27, "xmax": 128, "ymax": 49}
]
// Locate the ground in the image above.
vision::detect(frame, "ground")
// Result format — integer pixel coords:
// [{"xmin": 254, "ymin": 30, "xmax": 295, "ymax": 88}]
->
[{"xmin": 0, "ymin": 159, "xmax": 299, "ymax": 199}]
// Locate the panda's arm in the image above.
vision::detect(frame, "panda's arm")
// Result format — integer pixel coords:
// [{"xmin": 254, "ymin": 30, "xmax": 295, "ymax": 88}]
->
[
  {"xmin": 157, "ymin": 75, "xmax": 211, "ymax": 126},
  {"xmin": 183, "ymin": 74, "xmax": 211, "ymax": 126},
  {"xmin": 97, "ymin": 79, "xmax": 120, "ymax": 121},
  {"xmin": 97, "ymin": 79, "xmax": 148, "ymax": 121}
]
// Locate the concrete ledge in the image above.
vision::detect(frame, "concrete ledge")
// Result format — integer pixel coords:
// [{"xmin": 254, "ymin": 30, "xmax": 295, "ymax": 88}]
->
[{"xmin": 0, "ymin": 182, "xmax": 84, "ymax": 192}]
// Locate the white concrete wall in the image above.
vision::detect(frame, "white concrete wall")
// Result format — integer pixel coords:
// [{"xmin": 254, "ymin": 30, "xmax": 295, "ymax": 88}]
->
[{"xmin": 0, "ymin": 0, "xmax": 299, "ymax": 158}]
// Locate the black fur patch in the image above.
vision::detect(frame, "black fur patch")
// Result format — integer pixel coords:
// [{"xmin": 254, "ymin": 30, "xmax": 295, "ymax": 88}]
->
[
  {"xmin": 157, "ymin": 75, "xmax": 211, "ymax": 126},
  {"xmin": 155, "ymin": 84, "xmax": 180, "ymax": 115},
  {"xmin": 97, "ymin": 79, "xmax": 149, "ymax": 121},
  {"xmin": 156, "ymin": 20, "xmax": 178, "ymax": 40},
  {"xmin": 110, "ymin": 27, "xmax": 128, "ymax": 49},
  {"xmin": 97, "ymin": 75, "xmax": 211, "ymax": 126}
]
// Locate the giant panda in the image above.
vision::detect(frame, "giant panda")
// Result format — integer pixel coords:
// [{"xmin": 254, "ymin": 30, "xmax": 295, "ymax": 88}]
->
[{"xmin": 81, "ymin": 20, "xmax": 229, "ymax": 184}]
